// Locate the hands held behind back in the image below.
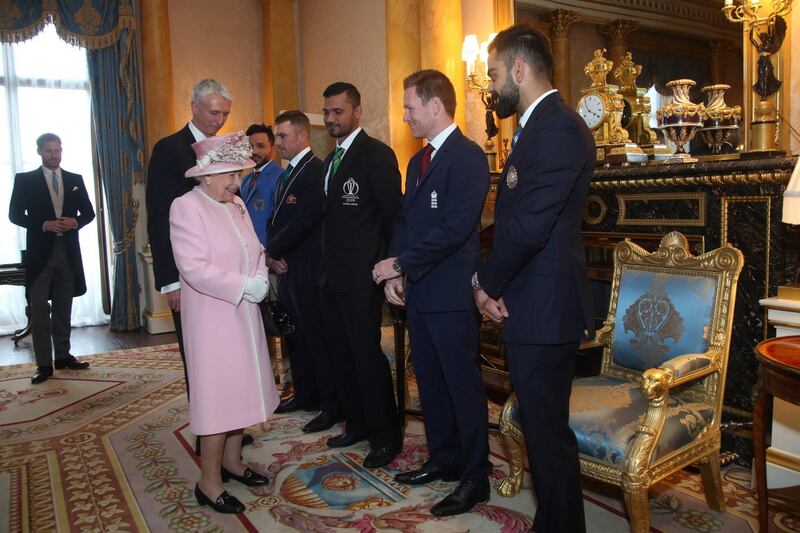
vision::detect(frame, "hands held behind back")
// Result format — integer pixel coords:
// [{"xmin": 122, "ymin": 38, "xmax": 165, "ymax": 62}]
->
[
  {"xmin": 474, "ymin": 288, "xmax": 509, "ymax": 324},
  {"xmin": 265, "ymin": 255, "xmax": 288, "ymax": 274},
  {"xmin": 373, "ymin": 257, "xmax": 400, "ymax": 284},
  {"xmin": 384, "ymin": 277, "xmax": 405, "ymax": 306},
  {"xmin": 243, "ymin": 274, "xmax": 268, "ymax": 303}
]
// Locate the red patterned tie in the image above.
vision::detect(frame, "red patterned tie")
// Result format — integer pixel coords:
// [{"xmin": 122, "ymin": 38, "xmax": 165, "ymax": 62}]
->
[{"xmin": 417, "ymin": 144, "xmax": 434, "ymax": 186}]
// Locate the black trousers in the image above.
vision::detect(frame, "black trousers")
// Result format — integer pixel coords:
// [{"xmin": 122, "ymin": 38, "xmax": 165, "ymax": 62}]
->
[
  {"xmin": 406, "ymin": 299, "xmax": 490, "ymax": 482},
  {"xmin": 30, "ymin": 239, "xmax": 74, "ymax": 368},
  {"xmin": 322, "ymin": 285, "xmax": 400, "ymax": 449},
  {"xmin": 279, "ymin": 277, "xmax": 340, "ymax": 414},
  {"xmin": 505, "ymin": 341, "xmax": 586, "ymax": 533},
  {"xmin": 171, "ymin": 308, "xmax": 189, "ymax": 396}
]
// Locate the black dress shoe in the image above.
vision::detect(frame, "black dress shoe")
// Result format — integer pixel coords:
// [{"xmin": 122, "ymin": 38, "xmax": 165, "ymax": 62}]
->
[
  {"xmin": 326, "ymin": 432, "xmax": 368, "ymax": 448},
  {"xmin": 54, "ymin": 356, "xmax": 89, "ymax": 370},
  {"xmin": 242, "ymin": 434, "xmax": 255, "ymax": 447},
  {"xmin": 221, "ymin": 466, "xmax": 269, "ymax": 486},
  {"xmin": 430, "ymin": 479, "xmax": 490, "ymax": 516},
  {"xmin": 194, "ymin": 484, "xmax": 245, "ymax": 514},
  {"xmin": 31, "ymin": 366, "xmax": 53, "ymax": 385},
  {"xmin": 363, "ymin": 445, "xmax": 401, "ymax": 469},
  {"xmin": 302, "ymin": 411, "xmax": 341, "ymax": 433},
  {"xmin": 274, "ymin": 397, "xmax": 317, "ymax": 414},
  {"xmin": 395, "ymin": 460, "xmax": 460, "ymax": 485}
]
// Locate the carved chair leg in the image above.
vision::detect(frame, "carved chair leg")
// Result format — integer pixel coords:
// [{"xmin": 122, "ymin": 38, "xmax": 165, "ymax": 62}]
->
[
  {"xmin": 623, "ymin": 488, "xmax": 650, "ymax": 533},
  {"xmin": 497, "ymin": 422, "xmax": 525, "ymax": 497},
  {"xmin": 698, "ymin": 450, "xmax": 726, "ymax": 512}
]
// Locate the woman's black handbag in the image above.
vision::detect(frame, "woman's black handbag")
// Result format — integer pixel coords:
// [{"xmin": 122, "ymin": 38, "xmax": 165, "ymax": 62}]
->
[{"xmin": 260, "ymin": 283, "xmax": 295, "ymax": 336}]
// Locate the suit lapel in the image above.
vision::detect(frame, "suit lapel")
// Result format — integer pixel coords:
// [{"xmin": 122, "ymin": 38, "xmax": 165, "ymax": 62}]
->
[
  {"xmin": 410, "ymin": 127, "xmax": 462, "ymax": 202},
  {"xmin": 37, "ymin": 168, "xmax": 57, "ymax": 218},
  {"xmin": 273, "ymin": 151, "xmax": 315, "ymax": 220}
]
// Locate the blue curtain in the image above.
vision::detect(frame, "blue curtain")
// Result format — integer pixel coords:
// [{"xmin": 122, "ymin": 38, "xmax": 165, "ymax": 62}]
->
[{"xmin": 1, "ymin": 1, "xmax": 144, "ymax": 331}]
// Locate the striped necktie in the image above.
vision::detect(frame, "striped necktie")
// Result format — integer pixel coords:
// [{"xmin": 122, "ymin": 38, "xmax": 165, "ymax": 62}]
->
[
  {"xmin": 511, "ymin": 127, "xmax": 522, "ymax": 150},
  {"xmin": 325, "ymin": 146, "xmax": 345, "ymax": 195},
  {"xmin": 50, "ymin": 169, "xmax": 59, "ymax": 194}
]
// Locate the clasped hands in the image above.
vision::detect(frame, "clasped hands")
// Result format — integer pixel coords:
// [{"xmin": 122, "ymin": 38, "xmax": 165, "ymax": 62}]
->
[
  {"xmin": 473, "ymin": 288, "xmax": 509, "ymax": 324},
  {"xmin": 44, "ymin": 217, "xmax": 77, "ymax": 233},
  {"xmin": 373, "ymin": 257, "xmax": 404, "ymax": 306},
  {"xmin": 243, "ymin": 273, "xmax": 268, "ymax": 303}
]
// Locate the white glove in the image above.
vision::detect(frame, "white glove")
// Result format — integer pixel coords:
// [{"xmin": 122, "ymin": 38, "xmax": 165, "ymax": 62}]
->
[{"xmin": 243, "ymin": 274, "xmax": 268, "ymax": 303}]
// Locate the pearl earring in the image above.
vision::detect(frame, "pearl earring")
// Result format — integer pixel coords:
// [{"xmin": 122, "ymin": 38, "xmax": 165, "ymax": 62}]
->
[{"xmin": 205, "ymin": 177, "xmax": 212, "ymax": 185}]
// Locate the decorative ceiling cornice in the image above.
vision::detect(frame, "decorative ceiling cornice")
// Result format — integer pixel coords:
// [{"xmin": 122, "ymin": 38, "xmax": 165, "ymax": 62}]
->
[{"xmin": 516, "ymin": 0, "xmax": 740, "ymax": 41}]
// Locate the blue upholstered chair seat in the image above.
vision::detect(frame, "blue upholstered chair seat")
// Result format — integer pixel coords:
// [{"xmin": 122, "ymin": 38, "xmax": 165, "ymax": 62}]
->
[{"xmin": 506, "ymin": 375, "xmax": 715, "ymax": 466}]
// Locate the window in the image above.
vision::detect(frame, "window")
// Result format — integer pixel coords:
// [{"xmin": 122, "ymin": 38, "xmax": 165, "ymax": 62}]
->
[{"xmin": 0, "ymin": 24, "xmax": 108, "ymax": 334}]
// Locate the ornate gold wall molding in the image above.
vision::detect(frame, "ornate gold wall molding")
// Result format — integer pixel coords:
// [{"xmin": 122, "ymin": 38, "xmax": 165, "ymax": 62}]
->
[
  {"xmin": 590, "ymin": 170, "xmax": 792, "ymax": 190},
  {"xmin": 546, "ymin": 9, "xmax": 578, "ymax": 99}
]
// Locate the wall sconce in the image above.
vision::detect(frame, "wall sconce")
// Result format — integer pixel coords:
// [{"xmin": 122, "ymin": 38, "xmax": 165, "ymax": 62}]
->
[
  {"xmin": 722, "ymin": 0, "xmax": 792, "ymax": 155},
  {"xmin": 461, "ymin": 33, "xmax": 500, "ymax": 169}
]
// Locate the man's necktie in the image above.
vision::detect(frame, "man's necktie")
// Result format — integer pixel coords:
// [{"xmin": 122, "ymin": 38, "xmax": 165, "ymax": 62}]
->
[
  {"xmin": 417, "ymin": 144, "xmax": 434, "ymax": 186},
  {"xmin": 511, "ymin": 127, "xmax": 522, "ymax": 150},
  {"xmin": 325, "ymin": 146, "xmax": 345, "ymax": 195},
  {"xmin": 276, "ymin": 164, "xmax": 293, "ymax": 202},
  {"xmin": 248, "ymin": 168, "xmax": 260, "ymax": 193},
  {"xmin": 50, "ymin": 169, "xmax": 59, "ymax": 194}
]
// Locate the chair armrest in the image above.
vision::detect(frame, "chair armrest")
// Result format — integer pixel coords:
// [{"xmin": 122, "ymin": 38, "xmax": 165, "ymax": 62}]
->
[
  {"xmin": 595, "ymin": 323, "xmax": 614, "ymax": 347},
  {"xmin": 659, "ymin": 350, "xmax": 721, "ymax": 385}
]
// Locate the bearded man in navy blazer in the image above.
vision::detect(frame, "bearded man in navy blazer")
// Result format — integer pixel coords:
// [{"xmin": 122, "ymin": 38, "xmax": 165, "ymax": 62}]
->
[
  {"xmin": 9, "ymin": 133, "xmax": 95, "ymax": 384},
  {"xmin": 321, "ymin": 82, "xmax": 403, "ymax": 469},
  {"xmin": 373, "ymin": 69, "xmax": 491, "ymax": 516},
  {"xmin": 474, "ymin": 23, "xmax": 595, "ymax": 533}
]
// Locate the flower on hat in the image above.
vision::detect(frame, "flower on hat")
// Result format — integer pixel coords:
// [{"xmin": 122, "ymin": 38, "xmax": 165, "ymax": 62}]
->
[{"xmin": 197, "ymin": 132, "xmax": 252, "ymax": 170}]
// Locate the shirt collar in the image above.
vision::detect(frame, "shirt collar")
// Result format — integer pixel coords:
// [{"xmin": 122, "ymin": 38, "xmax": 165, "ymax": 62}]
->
[
  {"xmin": 336, "ymin": 127, "xmax": 362, "ymax": 152},
  {"xmin": 42, "ymin": 166, "xmax": 61, "ymax": 178},
  {"xmin": 428, "ymin": 123, "xmax": 457, "ymax": 156},
  {"xmin": 256, "ymin": 160, "xmax": 273, "ymax": 173},
  {"xmin": 519, "ymin": 89, "xmax": 558, "ymax": 128},
  {"xmin": 289, "ymin": 146, "xmax": 311, "ymax": 168},
  {"xmin": 188, "ymin": 121, "xmax": 207, "ymax": 142}
]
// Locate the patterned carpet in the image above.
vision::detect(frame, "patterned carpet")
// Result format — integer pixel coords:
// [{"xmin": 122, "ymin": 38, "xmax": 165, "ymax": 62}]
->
[{"xmin": 1, "ymin": 342, "xmax": 798, "ymax": 532}]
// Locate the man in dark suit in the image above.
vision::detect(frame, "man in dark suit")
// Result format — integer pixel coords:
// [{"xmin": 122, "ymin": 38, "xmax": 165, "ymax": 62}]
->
[
  {"xmin": 321, "ymin": 82, "xmax": 402, "ymax": 468},
  {"xmin": 266, "ymin": 110, "xmax": 341, "ymax": 432},
  {"xmin": 146, "ymin": 78, "xmax": 232, "ymax": 389},
  {"xmin": 9, "ymin": 133, "xmax": 95, "ymax": 384},
  {"xmin": 474, "ymin": 23, "xmax": 594, "ymax": 533},
  {"xmin": 373, "ymin": 70, "xmax": 491, "ymax": 516}
]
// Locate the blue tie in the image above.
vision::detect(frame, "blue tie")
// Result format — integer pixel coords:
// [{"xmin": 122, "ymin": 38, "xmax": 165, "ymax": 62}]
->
[{"xmin": 511, "ymin": 127, "xmax": 522, "ymax": 149}]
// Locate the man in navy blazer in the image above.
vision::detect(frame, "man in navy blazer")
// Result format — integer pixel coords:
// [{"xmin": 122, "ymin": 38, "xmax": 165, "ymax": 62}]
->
[
  {"xmin": 9, "ymin": 133, "xmax": 95, "ymax": 384},
  {"xmin": 321, "ymin": 82, "xmax": 403, "ymax": 469},
  {"xmin": 373, "ymin": 69, "xmax": 491, "ymax": 516},
  {"xmin": 241, "ymin": 123, "xmax": 282, "ymax": 247},
  {"xmin": 474, "ymin": 24, "xmax": 594, "ymax": 533},
  {"xmin": 266, "ymin": 110, "xmax": 340, "ymax": 432}
]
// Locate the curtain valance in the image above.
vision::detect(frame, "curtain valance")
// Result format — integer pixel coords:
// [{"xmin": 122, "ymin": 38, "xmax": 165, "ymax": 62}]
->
[{"xmin": 0, "ymin": 0, "xmax": 135, "ymax": 49}]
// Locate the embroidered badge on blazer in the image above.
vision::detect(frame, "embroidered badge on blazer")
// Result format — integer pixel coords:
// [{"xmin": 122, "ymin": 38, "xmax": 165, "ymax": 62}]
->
[
  {"xmin": 342, "ymin": 177, "xmax": 360, "ymax": 206},
  {"xmin": 430, "ymin": 190, "xmax": 438, "ymax": 208},
  {"xmin": 506, "ymin": 165, "xmax": 519, "ymax": 189},
  {"xmin": 253, "ymin": 198, "xmax": 266, "ymax": 211},
  {"xmin": 286, "ymin": 194, "xmax": 298, "ymax": 205}
]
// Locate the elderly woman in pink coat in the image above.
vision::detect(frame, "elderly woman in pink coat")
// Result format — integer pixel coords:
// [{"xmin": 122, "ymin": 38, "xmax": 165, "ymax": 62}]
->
[{"xmin": 169, "ymin": 132, "xmax": 279, "ymax": 514}]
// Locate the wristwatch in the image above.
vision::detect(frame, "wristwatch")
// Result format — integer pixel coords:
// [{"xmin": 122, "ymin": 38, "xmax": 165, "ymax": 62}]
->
[
  {"xmin": 392, "ymin": 258, "xmax": 404, "ymax": 274},
  {"xmin": 471, "ymin": 272, "xmax": 482, "ymax": 290}
]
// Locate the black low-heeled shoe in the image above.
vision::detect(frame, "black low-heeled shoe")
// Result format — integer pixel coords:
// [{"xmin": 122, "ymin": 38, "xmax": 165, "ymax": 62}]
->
[
  {"xmin": 220, "ymin": 466, "xmax": 269, "ymax": 486},
  {"xmin": 194, "ymin": 484, "xmax": 245, "ymax": 514}
]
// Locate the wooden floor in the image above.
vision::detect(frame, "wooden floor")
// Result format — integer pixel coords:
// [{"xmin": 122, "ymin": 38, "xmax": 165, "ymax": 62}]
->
[{"xmin": 0, "ymin": 326, "xmax": 177, "ymax": 367}]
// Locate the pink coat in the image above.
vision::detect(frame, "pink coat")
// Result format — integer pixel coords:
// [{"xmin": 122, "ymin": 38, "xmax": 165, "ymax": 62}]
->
[{"xmin": 169, "ymin": 188, "xmax": 278, "ymax": 435}]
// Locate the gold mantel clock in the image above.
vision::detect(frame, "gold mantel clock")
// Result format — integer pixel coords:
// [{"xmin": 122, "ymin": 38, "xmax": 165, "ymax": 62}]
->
[
  {"xmin": 613, "ymin": 52, "xmax": 670, "ymax": 159},
  {"xmin": 577, "ymin": 49, "xmax": 645, "ymax": 165}
]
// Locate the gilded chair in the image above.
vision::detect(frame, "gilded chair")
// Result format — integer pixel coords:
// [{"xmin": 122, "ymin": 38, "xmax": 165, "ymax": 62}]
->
[{"xmin": 497, "ymin": 232, "xmax": 744, "ymax": 532}]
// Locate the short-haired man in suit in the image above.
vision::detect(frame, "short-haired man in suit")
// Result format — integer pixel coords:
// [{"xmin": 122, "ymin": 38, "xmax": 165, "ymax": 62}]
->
[
  {"xmin": 321, "ymin": 82, "xmax": 403, "ymax": 468},
  {"xmin": 146, "ymin": 78, "xmax": 232, "ymax": 390},
  {"xmin": 267, "ymin": 110, "xmax": 341, "ymax": 433},
  {"xmin": 9, "ymin": 133, "xmax": 96, "ymax": 384},
  {"xmin": 373, "ymin": 69, "xmax": 491, "ymax": 516},
  {"xmin": 241, "ymin": 123, "xmax": 282, "ymax": 248},
  {"xmin": 474, "ymin": 23, "xmax": 595, "ymax": 533}
]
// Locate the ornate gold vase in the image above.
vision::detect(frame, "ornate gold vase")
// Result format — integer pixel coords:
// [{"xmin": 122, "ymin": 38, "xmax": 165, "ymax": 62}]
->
[
  {"xmin": 699, "ymin": 84, "xmax": 741, "ymax": 155},
  {"xmin": 657, "ymin": 79, "xmax": 704, "ymax": 163}
]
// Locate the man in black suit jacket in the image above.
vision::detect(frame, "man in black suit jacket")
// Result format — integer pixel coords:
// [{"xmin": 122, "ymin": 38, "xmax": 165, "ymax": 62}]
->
[
  {"xmin": 373, "ymin": 70, "xmax": 491, "ymax": 516},
  {"xmin": 9, "ymin": 133, "xmax": 95, "ymax": 384},
  {"xmin": 321, "ymin": 82, "xmax": 402, "ymax": 468},
  {"xmin": 267, "ymin": 110, "xmax": 341, "ymax": 432},
  {"xmin": 145, "ymin": 78, "xmax": 232, "ymax": 389},
  {"xmin": 474, "ymin": 24, "xmax": 594, "ymax": 533}
]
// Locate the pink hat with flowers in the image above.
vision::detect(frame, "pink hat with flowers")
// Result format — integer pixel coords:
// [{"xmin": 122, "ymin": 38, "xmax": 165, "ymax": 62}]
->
[{"xmin": 185, "ymin": 131, "xmax": 256, "ymax": 179}]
